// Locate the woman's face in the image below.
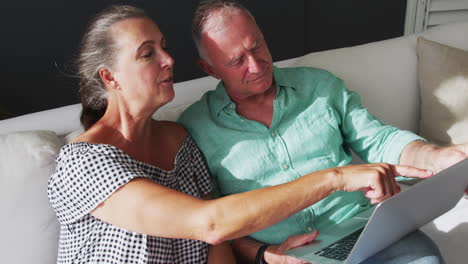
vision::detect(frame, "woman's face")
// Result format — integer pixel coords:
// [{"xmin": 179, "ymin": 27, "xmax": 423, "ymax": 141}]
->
[{"xmin": 110, "ymin": 17, "xmax": 174, "ymax": 111}]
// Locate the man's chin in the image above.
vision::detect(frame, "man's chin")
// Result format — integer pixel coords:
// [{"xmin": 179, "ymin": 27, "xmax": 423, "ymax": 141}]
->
[
  {"xmin": 250, "ymin": 82, "xmax": 274, "ymax": 95},
  {"xmin": 249, "ymin": 75, "xmax": 273, "ymax": 86}
]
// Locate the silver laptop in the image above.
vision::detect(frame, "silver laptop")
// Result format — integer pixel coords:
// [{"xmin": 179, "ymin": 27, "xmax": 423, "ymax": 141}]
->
[{"xmin": 285, "ymin": 158, "xmax": 468, "ymax": 264}]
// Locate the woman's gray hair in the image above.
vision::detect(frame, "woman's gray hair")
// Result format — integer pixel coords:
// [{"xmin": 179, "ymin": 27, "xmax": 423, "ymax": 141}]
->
[
  {"xmin": 191, "ymin": 0, "xmax": 253, "ymax": 61},
  {"xmin": 78, "ymin": 5, "xmax": 148, "ymax": 130}
]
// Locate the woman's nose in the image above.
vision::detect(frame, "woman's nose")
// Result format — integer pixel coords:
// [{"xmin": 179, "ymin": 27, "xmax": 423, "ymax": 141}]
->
[{"xmin": 160, "ymin": 50, "xmax": 174, "ymax": 69}]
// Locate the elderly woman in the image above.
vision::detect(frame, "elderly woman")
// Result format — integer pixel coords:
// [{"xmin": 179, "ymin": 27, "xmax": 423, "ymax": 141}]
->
[{"xmin": 47, "ymin": 4, "xmax": 433, "ymax": 264}]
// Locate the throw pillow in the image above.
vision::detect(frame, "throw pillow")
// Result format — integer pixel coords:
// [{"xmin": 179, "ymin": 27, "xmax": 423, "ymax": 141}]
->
[
  {"xmin": 418, "ymin": 37, "xmax": 468, "ymax": 145},
  {"xmin": 0, "ymin": 130, "xmax": 64, "ymax": 264}
]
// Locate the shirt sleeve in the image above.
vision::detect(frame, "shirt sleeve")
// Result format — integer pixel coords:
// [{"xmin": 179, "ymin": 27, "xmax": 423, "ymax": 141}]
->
[
  {"xmin": 48, "ymin": 147, "xmax": 148, "ymax": 225},
  {"xmin": 332, "ymin": 78, "xmax": 426, "ymax": 165}
]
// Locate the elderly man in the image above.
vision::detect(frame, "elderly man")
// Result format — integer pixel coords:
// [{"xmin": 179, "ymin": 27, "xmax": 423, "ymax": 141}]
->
[{"xmin": 179, "ymin": 0, "xmax": 467, "ymax": 263}]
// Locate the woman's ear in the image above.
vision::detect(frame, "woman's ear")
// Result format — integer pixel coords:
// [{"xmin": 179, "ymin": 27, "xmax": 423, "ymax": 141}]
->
[
  {"xmin": 198, "ymin": 59, "xmax": 220, "ymax": 80},
  {"xmin": 98, "ymin": 68, "xmax": 119, "ymax": 90}
]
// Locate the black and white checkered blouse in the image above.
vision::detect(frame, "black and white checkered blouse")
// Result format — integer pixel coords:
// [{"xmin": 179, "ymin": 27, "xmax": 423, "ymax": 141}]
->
[{"xmin": 48, "ymin": 135, "xmax": 212, "ymax": 264}]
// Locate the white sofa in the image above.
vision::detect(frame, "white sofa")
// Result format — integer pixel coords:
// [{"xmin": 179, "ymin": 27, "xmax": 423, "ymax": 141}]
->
[{"xmin": 1, "ymin": 22, "xmax": 467, "ymax": 264}]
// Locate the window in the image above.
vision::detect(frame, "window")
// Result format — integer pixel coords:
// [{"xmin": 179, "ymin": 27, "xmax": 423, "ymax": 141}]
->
[{"xmin": 405, "ymin": 0, "xmax": 468, "ymax": 34}]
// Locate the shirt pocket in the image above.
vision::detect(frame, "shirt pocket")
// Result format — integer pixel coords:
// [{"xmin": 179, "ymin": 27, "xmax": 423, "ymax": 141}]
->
[{"xmin": 286, "ymin": 106, "xmax": 343, "ymax": 169}]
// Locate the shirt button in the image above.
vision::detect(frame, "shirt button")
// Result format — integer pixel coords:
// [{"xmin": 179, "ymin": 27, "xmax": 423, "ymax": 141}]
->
[
  {"xmin": 282, "ymin": 164, "xmax": 289, "ymax": 170},
  {"xmin": 271, "ymin": 132, "xmax": 276, "ymax": 137},
  {"xmin": 307, "ymin": 227, "xmax": 313, "ymax": 232}
]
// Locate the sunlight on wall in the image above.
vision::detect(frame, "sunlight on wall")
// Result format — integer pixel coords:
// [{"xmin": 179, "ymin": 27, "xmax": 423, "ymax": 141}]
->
[{"xmin": 433, "ymin": 75, "xmax": 468, "ymax": 144}]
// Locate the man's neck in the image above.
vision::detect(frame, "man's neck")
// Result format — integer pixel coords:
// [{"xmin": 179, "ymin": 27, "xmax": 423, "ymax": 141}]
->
[
  {"xmin": 230, "ymin": 84, "xmax": 277, "ymax": 128},
  {"xmin": 229, "ymin": 84, "xmax": 277, "ymax": 107}
]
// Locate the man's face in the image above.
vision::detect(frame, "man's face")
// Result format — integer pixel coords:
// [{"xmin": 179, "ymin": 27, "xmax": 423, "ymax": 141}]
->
[{"xmin": 200, "ymin": 11, "xmax": 274, "ymax": 101}]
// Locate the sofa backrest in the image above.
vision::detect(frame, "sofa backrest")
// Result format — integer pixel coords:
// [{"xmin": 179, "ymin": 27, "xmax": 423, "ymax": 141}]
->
[
  {"xmin": 0, "ymin": 21, "xmax": 467, "ymax": 138},
  {"xmin": 0, "ymin": 58, "xmax": 299, "ymax": 138},
  {"xmin": 292, "ymin": 21, "xmax": 468, "ymax": 134}
]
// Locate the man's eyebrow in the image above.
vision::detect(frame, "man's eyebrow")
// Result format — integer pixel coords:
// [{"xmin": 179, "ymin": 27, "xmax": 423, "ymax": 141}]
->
[
  {"xmin": 226, "ymin": 54, "xmax": 243, "ymax": 66},
  {"xmin": 224, "ymin": 36, "xmax": 263, "ymax": 66},
  {"xmin": 251, "ymin": 39, "xmax": 260, "ymax": 49},
  {"xmin": 251, "ymin": 36, "xmax": 263, "ymax": 49}
]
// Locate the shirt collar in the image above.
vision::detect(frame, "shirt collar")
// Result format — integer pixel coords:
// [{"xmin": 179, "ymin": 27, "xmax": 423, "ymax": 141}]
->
[
  {"xmin": 272, "ymin": 65, "xmax": 296, "ymax": 89},
  {"xmin": 212, "ymin": 66, "xmax": 297, "ymax": 115},
  {"xmin": 212, "ymin": 80, "xmax": 234, "ymax": 115}
]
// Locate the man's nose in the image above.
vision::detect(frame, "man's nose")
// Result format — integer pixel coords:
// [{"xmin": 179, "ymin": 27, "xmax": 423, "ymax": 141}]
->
[{"xmin": 247, "ymin": 55, "xmax": 261, "ymax": 73}]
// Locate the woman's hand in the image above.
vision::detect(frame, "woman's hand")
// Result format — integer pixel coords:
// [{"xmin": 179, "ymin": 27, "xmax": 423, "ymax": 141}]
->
[{"xmin": 333, "ymin": 163, "xmax": 433, "ymax": 204}]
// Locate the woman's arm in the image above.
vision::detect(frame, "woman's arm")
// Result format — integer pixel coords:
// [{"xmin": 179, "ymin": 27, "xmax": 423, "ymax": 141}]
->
[
  {"xmin": 90, "ymin": 171, "xmax": 333, "ymax": 244},
  {"xmin": 91, "ymin": 163, "xmax": 432, "ymax": 244},
  {"xmin": 202, "ymin": 194, "xmax": 236, "ymax": 264}
]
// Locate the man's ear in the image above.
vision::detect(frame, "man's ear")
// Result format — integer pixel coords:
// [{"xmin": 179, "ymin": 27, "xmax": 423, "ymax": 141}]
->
[
  {"xmin": 98, "ymin": 68, "xmax": 119, "ymax": 90},
  {"xmin": 197, "ymin": 59, "xmax": 220, "ymax": 79}
]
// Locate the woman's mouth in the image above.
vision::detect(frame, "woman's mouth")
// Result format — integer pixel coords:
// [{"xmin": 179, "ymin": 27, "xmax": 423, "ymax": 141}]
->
[{"xmin": 160, "ymin": 76, "xmax": 173, "ymax": 84}]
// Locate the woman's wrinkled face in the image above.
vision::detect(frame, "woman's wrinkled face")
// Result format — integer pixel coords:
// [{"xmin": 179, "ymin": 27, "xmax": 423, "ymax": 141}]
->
[{"xmin": 110, "ymin": 17, "xmax": 175, "ymax": 110}]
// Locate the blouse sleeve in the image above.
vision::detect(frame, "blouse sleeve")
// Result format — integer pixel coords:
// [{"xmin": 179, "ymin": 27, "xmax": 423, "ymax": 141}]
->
[
  {"xmin": 187, "ymin": 136, "xmax": 213, "ymax": 196},
  {"xmin": 47, "ymin": 145, "xmax": 148, "ymax": 225}
]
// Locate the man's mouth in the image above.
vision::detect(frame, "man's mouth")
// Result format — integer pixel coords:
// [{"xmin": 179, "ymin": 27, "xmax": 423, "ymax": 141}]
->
[
  {"xmin": 250, "ymin": 73, "xmax": 265, "ymax": 82},
  {"xmin": 248, "ymin": 73, "xmax": 266, "ymax": 82}
]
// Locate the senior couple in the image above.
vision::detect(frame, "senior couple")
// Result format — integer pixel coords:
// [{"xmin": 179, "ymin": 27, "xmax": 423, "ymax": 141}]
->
[{"xmin": 48, "ymin": 0, "xmax": 467, "ymax": 263}]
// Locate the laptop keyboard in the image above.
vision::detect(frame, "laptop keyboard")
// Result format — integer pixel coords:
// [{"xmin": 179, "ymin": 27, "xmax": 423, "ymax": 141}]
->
[{"xmin": 314, "ymin": 228, "xmax": 364, "ymax": 261}]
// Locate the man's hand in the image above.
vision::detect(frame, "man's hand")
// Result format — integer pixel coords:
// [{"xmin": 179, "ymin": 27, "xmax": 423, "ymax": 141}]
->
[
  {"xmin": 400, "ymin": 141, "xmax": 468, "ymax": 194},
  {"xmin": 432, "ymin": 144, "xmax": 468, "ymax": 195},
  {"xmin": 264, "ymin": 231, "xmax": 319, "ymax": 264},
  {"xmin": 334, "ymin": 163, "xmax": 433, "ymax": 204},
  {"xmin": 430, "ymin": 143, "xmax": 467, "ymax": 173}
]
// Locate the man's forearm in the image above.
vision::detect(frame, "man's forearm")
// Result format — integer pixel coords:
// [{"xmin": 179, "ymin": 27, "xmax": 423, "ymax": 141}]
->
[
  {"xmin": 231, "ymin": 237, "xmax": 264, "ymax": 263},
  {"xmin": 207, "ymin": 242, "xmax": 236, "ymax": 264},
  {"xmin": 400, "ymin": 140, "xmax": 468, "ymax": 174},
  {"xmin": 399, "ymin": 140, "xmax": 439, "ymax": 171}
]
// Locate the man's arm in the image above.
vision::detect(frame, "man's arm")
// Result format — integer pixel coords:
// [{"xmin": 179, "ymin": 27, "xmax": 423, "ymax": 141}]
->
[
  {"xmin": 231, "ymin": 237, "xmax": 265, "ymax": 263},
  {"xmin": 400, "ymin": 140, "xmax": 468, "ymax": 194},
  {"xmin": 207, "ymin": 242, "xmax": 236, "ymax": 264},
  {"xmin": 400, "ymin": 140, "xmax": 468, "ymax": 173}
]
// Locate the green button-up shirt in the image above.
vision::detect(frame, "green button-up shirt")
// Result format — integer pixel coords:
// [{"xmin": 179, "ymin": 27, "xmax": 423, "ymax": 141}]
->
[{"xmin": 178, "ymin": 67, "xmax": 424, "ymax": 244}]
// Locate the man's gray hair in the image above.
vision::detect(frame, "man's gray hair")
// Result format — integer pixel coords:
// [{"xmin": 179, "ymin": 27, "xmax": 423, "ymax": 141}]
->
[{"xmin": 191, "ymin": 0, "xmax": 254, "ymax": 60}]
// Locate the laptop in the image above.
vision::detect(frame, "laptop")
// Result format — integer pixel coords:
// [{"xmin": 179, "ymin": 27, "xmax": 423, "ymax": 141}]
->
[{"xmin": 285, "ymin": 158, "xmax": 468, "ymax": 264}]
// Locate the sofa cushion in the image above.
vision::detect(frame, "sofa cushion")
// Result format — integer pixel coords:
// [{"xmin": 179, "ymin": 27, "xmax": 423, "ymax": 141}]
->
[
  {"xmin": 153, "ymin": 103, "xmax": 191, "ymax": 121},
  {"xmin": 417, "ymin": 37, "xmax": 468, "ymax": 145},
  {"xmin": 291, "ymin": 35, "xmax": 421, "ymax": 133},
  {"xmin": 0, "ymin": 130, "xmax": 63, "ymax": 264}
]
